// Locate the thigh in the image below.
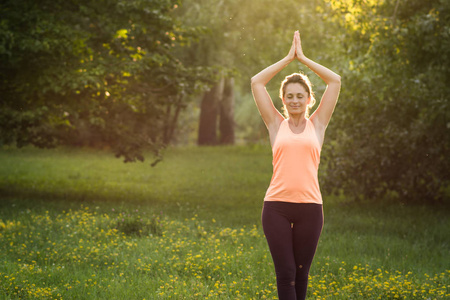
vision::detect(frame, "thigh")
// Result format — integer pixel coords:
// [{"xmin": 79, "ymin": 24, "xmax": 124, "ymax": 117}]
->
[
  {"xmin": 292, "ymin": 204, "xmax": 323, "ymax": 270},
  {"xmin": 262, "ymin": 202, "xmax": 296, "ymax": 270}
]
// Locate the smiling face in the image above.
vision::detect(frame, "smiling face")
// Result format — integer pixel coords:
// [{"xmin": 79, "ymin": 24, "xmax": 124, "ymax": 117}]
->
[{"xmin": 282, "ymin": 83, "xmax": 311, "ymax": 116}]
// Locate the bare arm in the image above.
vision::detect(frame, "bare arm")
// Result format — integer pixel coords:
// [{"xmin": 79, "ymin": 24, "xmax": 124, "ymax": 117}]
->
[
  {"xmin": 295, "ymin": 31, "xmax": 341, "ymax": 132},
  {"xmin": 251, "ymin": 36, "xmax": 296, "ymax": 139}
]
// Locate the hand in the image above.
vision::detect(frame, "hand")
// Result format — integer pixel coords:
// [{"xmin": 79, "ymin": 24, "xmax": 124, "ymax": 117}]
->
[
  {"xmin": 286, "ymin": 32, "xmax": 296, "ymax": 62},
  {"xmin": 294, "ymin": 30, "xmax": 306, "ymax": 61}
]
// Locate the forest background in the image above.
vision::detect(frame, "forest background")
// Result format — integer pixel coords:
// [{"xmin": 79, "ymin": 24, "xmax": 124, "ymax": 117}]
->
[
  {"xmin": 1, "ymin": 0, "xmax": 449, "ymax": 299},
  {"xmin": 1, "ymin": 0, "xmax": 449, "ymax": 203}
]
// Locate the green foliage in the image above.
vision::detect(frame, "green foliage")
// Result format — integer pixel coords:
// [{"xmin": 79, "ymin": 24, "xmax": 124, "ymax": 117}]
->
[
  {"xmin": 176, "ymin": 0, "xmax": 339, "ymax": 81},
  {"xmin": 0, "ymin": 0, "xmax": 212, "ymax": 162},
  {"xmin": 179, "ymin": 0, "xmax": 450, "ymax": 204},
  {"xmin": 1, "ymin": 0, "xmax": 448, "ymax": 203},
  {"xmin": 321, "ymin": 0, "xmax": 450, "ymax": 203}
]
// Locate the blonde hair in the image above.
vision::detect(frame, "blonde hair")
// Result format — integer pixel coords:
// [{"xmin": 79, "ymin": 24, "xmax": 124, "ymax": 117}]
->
[{"xmin": 280, "ymin": 73, "xmax": 315, "ymax": 118}]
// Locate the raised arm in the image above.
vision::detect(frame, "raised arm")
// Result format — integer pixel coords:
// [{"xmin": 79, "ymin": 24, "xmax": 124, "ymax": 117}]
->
[
  {"xmin": 251, "ymin": 36, "xmax": 296, "ymax": 139},
  {"xmin": 294, "ymin": 31, "xmax": 341, "ymax": 132}
]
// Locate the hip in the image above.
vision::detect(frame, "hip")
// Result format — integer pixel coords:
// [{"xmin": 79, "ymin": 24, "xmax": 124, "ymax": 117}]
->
[{"xmin": 262, "ymin": 200, "xmax": 323, "ymax": 224}]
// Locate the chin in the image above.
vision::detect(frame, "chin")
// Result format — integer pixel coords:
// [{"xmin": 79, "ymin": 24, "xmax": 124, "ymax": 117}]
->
[{"xmin": 288, "ymin": 110, "xmax": 304, "ymax": 116}]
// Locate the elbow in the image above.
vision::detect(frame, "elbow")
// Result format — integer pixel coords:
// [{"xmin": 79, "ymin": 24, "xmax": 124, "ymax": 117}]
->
[
  {"xmin": 250, "ymin": 76, "xmax": 263, "ymax": 88},
  {"xmin": 334, "ymin": 74, "xmax": 341, "ymax": 85},
  {"xmin": 329, "ymin": 74, "xmax": 341, "ymax": 87}
]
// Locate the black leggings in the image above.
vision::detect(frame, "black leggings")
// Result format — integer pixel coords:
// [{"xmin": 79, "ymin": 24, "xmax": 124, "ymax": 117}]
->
[{"xmin": 262, "ymin": 201, "xmax": 323, "ymax": 300}]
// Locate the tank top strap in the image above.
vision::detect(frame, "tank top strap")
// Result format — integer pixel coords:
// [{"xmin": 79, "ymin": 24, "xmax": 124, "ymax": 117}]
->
[
  {"xmin": 306, "ymin": 118, "xmax": 313, "ymax": 132},
  {"xmin": 280, "ymin": 118, "xmax": 289, "ymax": 130}
]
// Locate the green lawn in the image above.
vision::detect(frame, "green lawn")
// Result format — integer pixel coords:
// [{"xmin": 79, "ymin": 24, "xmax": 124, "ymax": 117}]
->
[{"xmin": 0, "ymin": 146, "xmax": 448, "ymax": 299}]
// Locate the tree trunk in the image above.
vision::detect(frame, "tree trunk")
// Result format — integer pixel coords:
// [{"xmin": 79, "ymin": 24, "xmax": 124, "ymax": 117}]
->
[
  {"xmin": 162, "ymin": 96, "xmax": 184, "ymax": 145},
  {"xmin": 197, "ymin": 77, "xmax": 224, "ymax": 145},
  {"xmin": 219, "ymin": 77, "xmax": 235, "ymax": 144}
]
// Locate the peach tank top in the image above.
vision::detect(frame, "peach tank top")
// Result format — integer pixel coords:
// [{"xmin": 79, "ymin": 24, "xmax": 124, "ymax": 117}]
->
[{"xmin": 264, "ymin": 118, "xmax": 322, "ymax": 204}]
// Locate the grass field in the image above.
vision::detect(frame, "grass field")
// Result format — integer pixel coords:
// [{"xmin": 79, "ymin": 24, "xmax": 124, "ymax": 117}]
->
[{"xmin": 0, "ymin": 146, "xmax": 449, "ymax": 299}]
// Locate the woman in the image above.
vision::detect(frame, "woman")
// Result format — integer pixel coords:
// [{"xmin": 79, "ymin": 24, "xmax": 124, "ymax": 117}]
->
[{"xmin": 251, "ymin": 31, "xmax": 341, "ymax": 299}]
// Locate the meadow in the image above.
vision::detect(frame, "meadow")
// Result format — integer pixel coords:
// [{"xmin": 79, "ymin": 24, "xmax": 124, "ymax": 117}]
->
[{"xmin": 0, "ymin": 146, "xmax": 449, "ymax": 299}]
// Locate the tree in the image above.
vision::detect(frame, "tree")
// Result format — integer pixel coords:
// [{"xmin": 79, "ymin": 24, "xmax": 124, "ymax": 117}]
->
[
  {"xmin": 0, "ymin": 0, "xmax": 211, "ymax": 162},
  {"xmin": 321, "ymin": 0, "xmax": 450, "ymax": 203},
  {"xmin": 219, "ymin": 77, "xmax": 235, "ymax": 144},
  {"xmin": 175, "ymin": 0, "xmax": 238, "ymax": 146},
  {"xmin": 198, "ymin": 76, "xmax": 224, "ymax": 145}
]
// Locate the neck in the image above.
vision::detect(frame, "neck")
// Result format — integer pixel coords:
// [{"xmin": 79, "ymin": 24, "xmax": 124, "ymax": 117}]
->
[{"xmin": 288, "ymin": 113, "xmax": 307, "ymax": 126}]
